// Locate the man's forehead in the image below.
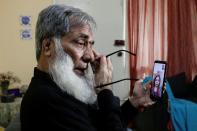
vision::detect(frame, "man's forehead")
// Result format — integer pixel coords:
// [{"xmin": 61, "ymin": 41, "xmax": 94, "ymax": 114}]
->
[
  {"xmin": 66, "ymin": 27, "xmax": 94, "ymax": 39},
  {"xmin": 72, "ymin": 25, "xmax": 92, "ymax": 33},
  {"xmin": 69, "ymin": 32, "xmax": 89, "ymax": 38}
]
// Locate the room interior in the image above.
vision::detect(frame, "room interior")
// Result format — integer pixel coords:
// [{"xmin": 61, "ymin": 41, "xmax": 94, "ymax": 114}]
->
[{"xmin": 0, "ymin": 0, "xmax": 197, "ymax": 130}]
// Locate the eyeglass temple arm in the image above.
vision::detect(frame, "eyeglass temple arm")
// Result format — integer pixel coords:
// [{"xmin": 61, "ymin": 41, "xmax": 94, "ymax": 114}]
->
[
  {"xmin": 95, "ymin": 78, "xmax": 139, "ymax": 88},
  {"xmin": 106, "ymin": 50, "xmax": 136, "ymax": 58},
  {"xmin": 94, "ymin": 50, "xmax": 137, "ymax": 88}
]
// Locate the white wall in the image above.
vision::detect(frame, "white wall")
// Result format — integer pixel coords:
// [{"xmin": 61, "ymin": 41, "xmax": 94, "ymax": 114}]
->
[
  {"xmin": 54, "ymin": 0, "xmax": 130, "ymax": 100},
  {"xmin": 0, "ymin": 0, "xmax": 53, "ymax": 87}
]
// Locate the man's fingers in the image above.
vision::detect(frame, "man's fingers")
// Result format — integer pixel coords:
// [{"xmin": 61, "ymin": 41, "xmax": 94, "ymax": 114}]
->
[
  {"xmin": 99, "ymin": 56, "xmax": 107, "ymax": 68},
  {"xmin": 143, "ymin": 101, "xmax": 155, "ymax": 107},
  {"xmin": 107, "ymin": 57, "xmax": 113, "ymax": 72},
  {"xmin": 92, "ymin": 50, "xmax": 101, "ymax": 60},
  {"xmin": 91, "ymin": 50, "xmax": 102, "ymax": 73}
]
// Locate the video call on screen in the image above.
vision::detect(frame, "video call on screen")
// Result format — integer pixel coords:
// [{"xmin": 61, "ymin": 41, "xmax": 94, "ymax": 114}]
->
[{"xmin": 152, "ymin": 63, "xmax": 166, "ymax": 97}]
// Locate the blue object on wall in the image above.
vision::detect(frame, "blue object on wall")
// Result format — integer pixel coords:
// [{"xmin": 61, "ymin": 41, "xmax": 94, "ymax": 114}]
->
[{"xmin": 21, "ymin": 16, "xmax": 30, "ymax": 25}]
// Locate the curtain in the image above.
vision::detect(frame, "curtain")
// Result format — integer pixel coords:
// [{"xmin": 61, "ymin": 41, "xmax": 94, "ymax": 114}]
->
[
  {"xmin": 128, "ymin": 0, "xmax": 168, "ymax": 90},
  {"xmin": 192, "ymin": 0, "xmax": 197, "ymax": 79},
  {"xmin": 128, "ymin": 0, "xmax": 197, "ymax": 88},
  {"xmin": 167, "ymin": 0, "xmax": 197, "ymax": 82}
]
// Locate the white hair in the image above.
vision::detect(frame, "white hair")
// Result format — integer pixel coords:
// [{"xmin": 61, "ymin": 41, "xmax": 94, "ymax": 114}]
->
[
  {"xmin": 35, "ymin": 4, "xmax": 96, "ymax": 61},
  {"xmin": 48, "ymin": 37, "xmax": 97, "ymax": 104}
]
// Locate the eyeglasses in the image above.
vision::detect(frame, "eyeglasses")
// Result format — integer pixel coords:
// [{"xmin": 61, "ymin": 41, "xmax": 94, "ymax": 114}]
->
[{"xmin": 95, "ymin": 50, "xmax": 138, "ymax": 88}]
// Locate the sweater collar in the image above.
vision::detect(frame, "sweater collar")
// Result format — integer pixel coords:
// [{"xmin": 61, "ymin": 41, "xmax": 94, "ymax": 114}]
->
[{"xmin": 33, "ymin": 67, "xmax": 53, "ymax": 81}]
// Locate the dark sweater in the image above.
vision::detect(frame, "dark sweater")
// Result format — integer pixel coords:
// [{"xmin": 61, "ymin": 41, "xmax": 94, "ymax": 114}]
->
[{"xmin": 20, "ymin": 68, "xmax": 137, "ymax": 131}]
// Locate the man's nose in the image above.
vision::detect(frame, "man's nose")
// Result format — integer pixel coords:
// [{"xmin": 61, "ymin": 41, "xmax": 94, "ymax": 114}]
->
[{"xmin": 81, "ymin": 47, "xmax": 94, "ymax": 63}]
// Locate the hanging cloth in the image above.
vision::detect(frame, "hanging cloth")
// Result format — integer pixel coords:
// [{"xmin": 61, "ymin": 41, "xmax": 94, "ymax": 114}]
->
[{"xmin": 166, "ymin": 82, "xmax": 197, "ymax": 131}]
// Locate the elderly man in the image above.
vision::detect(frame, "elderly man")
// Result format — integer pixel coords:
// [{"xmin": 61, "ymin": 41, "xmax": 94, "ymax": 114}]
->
[{"xmin": 20, "ymin": 4, "xmax": 153, "ymax": 131}]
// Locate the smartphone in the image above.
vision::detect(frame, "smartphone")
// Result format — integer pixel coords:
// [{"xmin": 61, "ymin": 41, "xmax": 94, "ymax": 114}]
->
[{"xmin": 150, "ymin": 60, "xmax": 167, "ymax": 101}]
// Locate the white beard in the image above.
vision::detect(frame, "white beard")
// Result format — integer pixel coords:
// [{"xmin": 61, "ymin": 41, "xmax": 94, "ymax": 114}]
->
[{"xmin": 48, "ymin": 38, "xmax": 97, "ymax": 104}]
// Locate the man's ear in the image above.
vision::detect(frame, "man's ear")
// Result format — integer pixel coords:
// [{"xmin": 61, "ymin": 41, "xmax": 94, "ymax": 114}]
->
[{"xmin": 42, "ymin": 39, "xmax": 53, "ymax": 57}]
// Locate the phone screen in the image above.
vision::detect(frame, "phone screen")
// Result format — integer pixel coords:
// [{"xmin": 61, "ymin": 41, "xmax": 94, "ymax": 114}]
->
[{"xmin": 150, "ymin": 61, "xmax": 167, "ymax": 100}]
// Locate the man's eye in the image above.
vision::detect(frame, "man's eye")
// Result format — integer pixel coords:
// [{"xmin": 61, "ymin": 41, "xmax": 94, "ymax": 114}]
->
[
  {"xmin": 78, "ymin": 41, "xmax": 85, "ymax": 45},
  {"xmin": 73, "ymin": 40, "xmax": 85, "ymax": 47}
]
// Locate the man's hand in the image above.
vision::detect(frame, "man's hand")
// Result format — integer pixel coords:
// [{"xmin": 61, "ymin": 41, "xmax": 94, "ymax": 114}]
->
[
  {"xmin": 129, "ymin": 79, "xmax": 155, "ymax": 108},
  {"xmin": 91, "ymin": 51, "xmax": 113, "ymax": 93}
]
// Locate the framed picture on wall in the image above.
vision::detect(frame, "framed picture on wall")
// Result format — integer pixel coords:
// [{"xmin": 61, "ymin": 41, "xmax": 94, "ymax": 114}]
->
[
  {"xmin": 20, "ymin": 16, "xmax": 31, "ymax": 26},
  {"xmin": 20, "ymin": 29, "xmax": 32, "ymax": 40}
]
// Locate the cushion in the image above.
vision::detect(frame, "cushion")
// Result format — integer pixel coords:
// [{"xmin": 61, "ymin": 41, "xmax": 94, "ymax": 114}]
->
[
  {"xmin": 166, "ymin": 82, "xmax": 197, "ymax": 131},
  {"xmin": 5, "ymin": 113, "xmax": 20, "ymax": 131},
  {"xmin": 192, "ymin": 75, "xmax": 197, "ymax": 86},
  {"xmin": 167, "ymin": 72, "xmax": 189, "ymax": 98},
  {"xmin": 189, "ymin": 75, "xmax": 197, "ymax": 101}
]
